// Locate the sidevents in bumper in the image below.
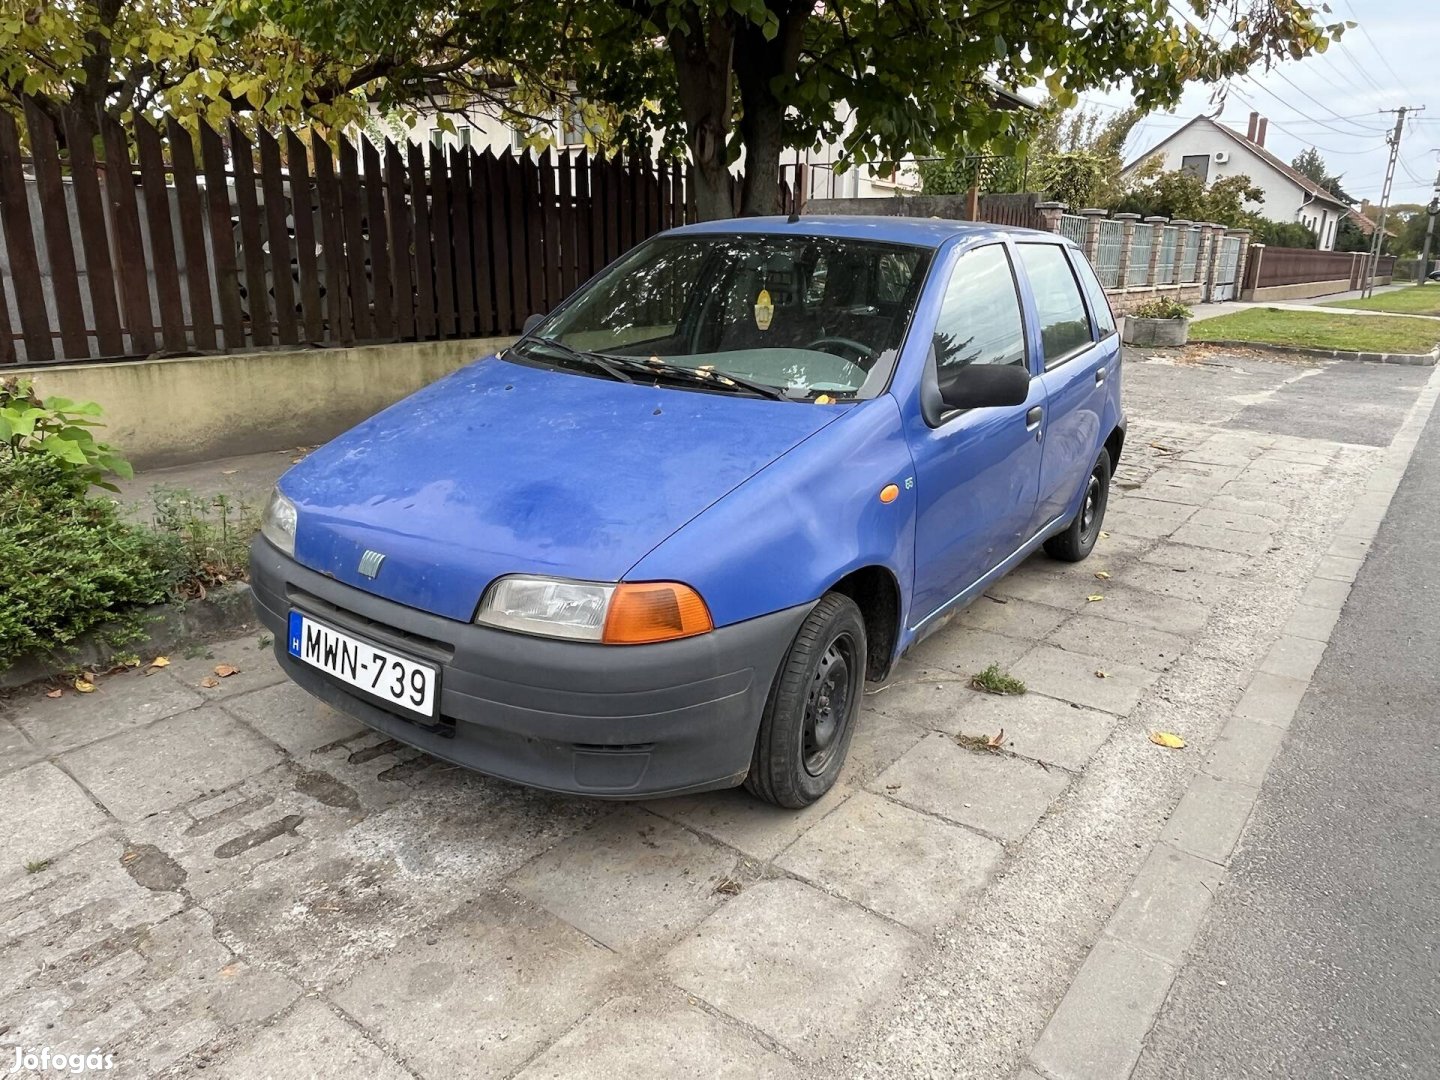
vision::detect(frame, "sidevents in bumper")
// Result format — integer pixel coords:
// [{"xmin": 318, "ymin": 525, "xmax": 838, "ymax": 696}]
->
[{"xmin": 248, "ymin": 537, "xmax": 810, "ymax": 798}]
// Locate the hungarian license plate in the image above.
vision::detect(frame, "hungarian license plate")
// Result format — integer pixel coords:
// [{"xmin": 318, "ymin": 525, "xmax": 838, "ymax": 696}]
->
[{"xmin": 287, "ymin": 611, "xmax": 438, "ymax": 718}]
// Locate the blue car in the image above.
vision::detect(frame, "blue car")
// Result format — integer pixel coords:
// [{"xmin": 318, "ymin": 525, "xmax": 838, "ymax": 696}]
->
[{"xmin": 251, "ymin": 216, "xmax": 1124, "ymax": 807}]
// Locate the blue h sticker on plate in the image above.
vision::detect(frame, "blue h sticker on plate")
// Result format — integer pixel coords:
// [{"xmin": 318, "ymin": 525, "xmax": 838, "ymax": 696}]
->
[{"xmin": 287, "ymin": 610, "xmax": 304, "ymax": 657}]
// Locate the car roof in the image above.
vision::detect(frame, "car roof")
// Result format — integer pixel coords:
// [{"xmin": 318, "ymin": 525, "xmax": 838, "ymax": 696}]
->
[{"xmin": 664, "ymin": 214, "xmax": 1068, "ymax": 250}]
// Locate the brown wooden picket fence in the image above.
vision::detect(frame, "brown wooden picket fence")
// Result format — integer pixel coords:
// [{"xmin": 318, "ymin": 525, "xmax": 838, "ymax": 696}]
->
[{"xmin": 0, "ymin": 98, "xmax": 691, "ymax": 365}]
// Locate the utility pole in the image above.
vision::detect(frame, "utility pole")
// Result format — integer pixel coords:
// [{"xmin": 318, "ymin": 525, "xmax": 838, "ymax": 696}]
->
[
  {"xmin": 1364, "ymin": 105, "xmax": 1425, "ymax": 298},
  {"xmin": 1420, "ymin": 151, "xmax": 1440, "ymax": 283}
]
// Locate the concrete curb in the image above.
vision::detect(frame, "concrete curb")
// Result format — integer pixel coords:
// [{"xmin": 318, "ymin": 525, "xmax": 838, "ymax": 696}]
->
[
  {"xmin": 1191, "ymin": 338, "xmax": 1439, "ymax": 366},
  {"xmin": 1026, "ymin": 362, "xmax": 1440, "ymax": 1080},
  {"xmin": 0, "ymin": 582, "xmax": 260, "ymax": 692}
]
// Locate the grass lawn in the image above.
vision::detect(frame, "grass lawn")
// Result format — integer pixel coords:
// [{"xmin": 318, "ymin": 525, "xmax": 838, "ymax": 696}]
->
[
  {"xmin": 1324, "ymin": 285, "xmax": 1440, "ymax": 316},
  {"xmin": 1190, "ymin": 308, "xmax": 1440, "ymax": 355}
]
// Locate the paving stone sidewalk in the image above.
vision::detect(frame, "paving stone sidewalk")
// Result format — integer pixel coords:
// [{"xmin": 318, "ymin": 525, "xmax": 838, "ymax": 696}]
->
[{"xmin": 0, "ymin": 350, "xmax": 1431, "ymax": 1078}]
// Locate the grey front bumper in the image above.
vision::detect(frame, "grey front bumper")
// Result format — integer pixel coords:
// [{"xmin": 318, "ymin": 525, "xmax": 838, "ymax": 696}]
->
[{"xmin": 249, "ymin": 537, "xmax": 812, "ymax": 798}]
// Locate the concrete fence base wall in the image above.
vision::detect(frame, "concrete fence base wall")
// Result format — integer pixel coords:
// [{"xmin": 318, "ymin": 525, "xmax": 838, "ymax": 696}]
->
[
  {"xmin": 1241, "ymin": 276, "xmax": 1392, "ymax": 302},
  {"xmin": 16, "ymin": 336, "xmax": 513, "ymax": 469}
]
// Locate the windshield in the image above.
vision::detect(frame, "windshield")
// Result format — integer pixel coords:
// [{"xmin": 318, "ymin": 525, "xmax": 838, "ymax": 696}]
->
[{"xmin": 520, "ymin": 233, "xmax": 933, "ymax": 399}]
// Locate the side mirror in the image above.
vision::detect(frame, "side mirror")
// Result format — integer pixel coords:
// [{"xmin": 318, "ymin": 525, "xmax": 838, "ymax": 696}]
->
[
  {"xmin": 938, "ymin": 363, "xmax": 1031, "ymax": 411},
  {"xmin": 522, "ymin": 313, "xmax": 546, "ymax": 334}
]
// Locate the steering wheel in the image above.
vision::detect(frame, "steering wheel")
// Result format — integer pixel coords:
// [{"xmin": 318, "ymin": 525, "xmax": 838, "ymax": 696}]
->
[{"xmin": 804, "ymin": 336, "xmax": 876, "ymax": 368}]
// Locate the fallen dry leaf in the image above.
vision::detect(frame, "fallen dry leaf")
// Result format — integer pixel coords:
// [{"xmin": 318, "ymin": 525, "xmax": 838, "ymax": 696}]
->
[
  {"xmin": 1087, "ymin": 594, "xmax": 1105, "ymax": 602},
  {"xmin": 73, "ymin": 678, "xmax": 96, "ymax": 694},
  {"xmin": 1095, "ymin": 669, "xmax": 1111, "ymax": 679},
  {"xmin": 1149, "ymin": 729, "xmax": 1187, "ymax": 749},
  {"xmin": 45, "ymin": 688, "xmax": 63, "ymax": 699},
  {"xmin": 221, "ymin": 469, "xmax": 238, "ymax": 475},
  {"xmin": 1095, "ymin": 571, "xmax": 1111, "ymax": 580},
  {"xmin": 147, "ymin": 656, "xmax": 170, "ymax": 669},
  {"xmin": 213, "ymin": 664, "xmax": 240, "ymax": 678},
  {"xmin": 199, "ymin": 676, "xmax": 220, "ymax": 689},
  {"xmin": 986, "ymin": 728, "xmax": 1006, "ymax": 749},
  {"xmin": 1099, "ymin": 531, "xmax": 1110, "ymax": 539}
]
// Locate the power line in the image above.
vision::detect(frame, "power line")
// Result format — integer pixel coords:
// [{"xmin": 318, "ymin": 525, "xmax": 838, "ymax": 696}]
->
[
  {"xmin": 1242, "ymin": 77, "xmax": 1388, "ymax": 140},
  {"xmin": 1226, "ymin": 87, "xmax": 1386, "ymax": 156},
  {"xmin": 1267, "ymin": 66, "xmax": 1390, "ymax": 135},
  {"xmin": 1335, "ymin": 0, "xmax": 1418, "ymax": 102}
]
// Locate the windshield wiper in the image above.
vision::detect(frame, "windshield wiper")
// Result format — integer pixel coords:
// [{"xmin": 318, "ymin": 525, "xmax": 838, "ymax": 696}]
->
[
  {"xmin": 512, "ymin": 337, "xmax": 633, "ymax": 383},
  {"xmin": 598, "ymin": 354, "xmax": 789, "ymax": 401}
]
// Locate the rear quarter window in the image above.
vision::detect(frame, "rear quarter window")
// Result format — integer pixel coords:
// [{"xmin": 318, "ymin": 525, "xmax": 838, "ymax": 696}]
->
[{"xmin": 1067, "ymin": 249, "xmax": 1118, "ymax": 337}]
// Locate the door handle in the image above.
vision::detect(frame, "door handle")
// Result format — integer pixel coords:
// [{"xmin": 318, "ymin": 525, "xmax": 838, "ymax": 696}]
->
[
  {"xmin": 1025, "ymin": 406, "xmax": 1043, "ymax": 430},
  {"xmin": 1095, "ymin": 367, "xmax": 1107, "ymax": 386}
]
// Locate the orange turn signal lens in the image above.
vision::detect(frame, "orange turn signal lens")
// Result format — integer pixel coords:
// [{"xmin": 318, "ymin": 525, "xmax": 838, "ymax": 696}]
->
[
  {"xmin": 602, "ymin": 582, "xmax": 713, "ymax": 644},
  {"xmin": 879, "ymin": 483, "xmax": 900, "ymax": 504}
]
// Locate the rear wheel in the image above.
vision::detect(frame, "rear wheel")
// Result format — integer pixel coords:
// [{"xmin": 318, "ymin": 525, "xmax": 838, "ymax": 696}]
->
[
  {"xmin": 1044, "ymin": 448, "xmax": 1111, "ymax": 563},
  {"xmin": 744, "ymin": 593, "xmax": 866, "ymax": 808}
]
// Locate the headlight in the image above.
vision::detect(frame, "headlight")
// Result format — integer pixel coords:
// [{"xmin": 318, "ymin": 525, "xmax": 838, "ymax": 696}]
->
[
  {"xmin": 261, "ymin": 487, "xmax": 298, "ymax": 557},
  {"xmin": 476, "ymin": 575, "xmax": 712, "ymax": 644}
]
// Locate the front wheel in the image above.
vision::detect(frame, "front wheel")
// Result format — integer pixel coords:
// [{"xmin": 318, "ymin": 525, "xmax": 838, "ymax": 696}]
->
[
  {"xmin": 744, "ymin": 592, "xmax": 867, "ymax": 808},
  {"xmin": 1044, "ymin": 448, "xmax": 1111, "ymax": 563}
]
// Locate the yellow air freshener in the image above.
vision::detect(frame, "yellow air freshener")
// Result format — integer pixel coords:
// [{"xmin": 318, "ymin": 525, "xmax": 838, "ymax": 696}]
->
[{"xmin": 754, "ymin": 288, "xmax": 774, "ymax": 330}]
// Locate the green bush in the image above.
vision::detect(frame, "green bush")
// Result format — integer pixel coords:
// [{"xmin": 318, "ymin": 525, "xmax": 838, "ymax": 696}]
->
[
  {"xmin": 0, "ymin": 456, "xmax": 169, "ymax": 671},
  {"xmin": 1131, "ymin": 297, "xmax": 1193, "ymax": 320}
]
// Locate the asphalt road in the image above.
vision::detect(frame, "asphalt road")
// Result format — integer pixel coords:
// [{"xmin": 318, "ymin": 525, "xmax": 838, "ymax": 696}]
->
[{"xmin": 1134, "ymin": 387, "xmax": 1440, "ymax": 1077}]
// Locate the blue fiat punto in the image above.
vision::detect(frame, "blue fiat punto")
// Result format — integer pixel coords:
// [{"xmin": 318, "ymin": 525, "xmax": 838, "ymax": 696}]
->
[{"xmin": 250, "ymin": 216, "xmax": 1124, "ymax": 807}]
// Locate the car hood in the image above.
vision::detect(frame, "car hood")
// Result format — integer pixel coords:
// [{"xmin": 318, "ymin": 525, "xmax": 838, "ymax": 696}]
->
[{"xmin": 281, "ymin": 355, "xmax": 844, "ymax": 621}]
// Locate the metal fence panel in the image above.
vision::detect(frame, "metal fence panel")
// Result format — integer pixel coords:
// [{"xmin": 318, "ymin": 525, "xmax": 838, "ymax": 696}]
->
[
  {"xmin": 1126, "ymin": 223, "xmax": 1154, "ymax": 286},
  {"xmin": 1181, "ymin": 228, "xmax": 1202, "ymax": 282},
  {"xmin": 1213, "ymin": 236, "xmax": 1242, "ymax": 300},
  {"xmin": 1156, "ymin": 227, "xmax": 1179, "ymax": 285},
  {"xmin": 1058, "ymin": 214, "xmax": 1088, "ymax": 246},
  {"xmin": 1095, "ymin": 219, "xmax": 1124, "ymax": 288}
]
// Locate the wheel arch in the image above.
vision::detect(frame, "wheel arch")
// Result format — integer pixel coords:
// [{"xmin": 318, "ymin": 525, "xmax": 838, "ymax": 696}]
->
[{"xmin": 826, "ymin": 564, "xmax": 903, "ymax": 682}]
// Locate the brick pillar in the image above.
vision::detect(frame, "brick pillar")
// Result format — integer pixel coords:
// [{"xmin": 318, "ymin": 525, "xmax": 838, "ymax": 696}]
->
[
  {"xmin": 1036, "ymin": 201, "xmax": 1066, "ymax": 234},
  {"xmin": 1170, "ymin": 219, "xmax": 1193, "ymax": 284},
  {"xmin": 1080, "ymin": 208, "xmax": 1108, "ymax": 262},
  {"xmin": 1113, "ymin": 212, "xmax": 1142, "ymax": 286},
  {"xmin": 1143, "ymin": 216, "xmax": 1168, "ymax": 287}
]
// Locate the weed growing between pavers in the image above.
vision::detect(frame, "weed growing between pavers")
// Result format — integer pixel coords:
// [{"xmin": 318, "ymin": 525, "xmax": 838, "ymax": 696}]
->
[{"xmin": 970, "ymin": 663, "xmax": 1027, "ymax": 696}]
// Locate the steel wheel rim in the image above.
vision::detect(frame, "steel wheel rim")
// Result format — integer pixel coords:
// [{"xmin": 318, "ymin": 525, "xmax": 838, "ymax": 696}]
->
[
  {"xmin": 802, "ymin": 632, "xmax": 858, "ymax": 776},
  {"xmin": 1080, "ymin": 471, "xmax": 1102, "ymax": 537}
]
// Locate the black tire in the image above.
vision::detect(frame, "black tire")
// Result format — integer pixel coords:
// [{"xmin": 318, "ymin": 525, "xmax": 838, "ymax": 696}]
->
[
  {"xmin": 1044, "ymin": 448, "xmax": 1111, "ymax": 563},
  {"xmin": 744, "ymin": 592, "xmax": 867, "ymax": 808}
]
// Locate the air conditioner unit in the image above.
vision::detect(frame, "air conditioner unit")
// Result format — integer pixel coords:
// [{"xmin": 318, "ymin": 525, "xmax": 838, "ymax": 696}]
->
[{"xmin": 1213, "ymin": 151, "xmax": 1230, "ymax": 164}]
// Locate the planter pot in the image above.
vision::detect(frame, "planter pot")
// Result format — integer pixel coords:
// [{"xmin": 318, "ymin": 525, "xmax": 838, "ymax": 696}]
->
[{"xmin": 1123, "ymin": 316, "xmax": 1190, "ymax": 347}]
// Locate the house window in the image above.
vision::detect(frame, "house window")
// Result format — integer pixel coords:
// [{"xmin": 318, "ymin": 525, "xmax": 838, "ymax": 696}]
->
[
  {"xmin": 512, "ymin": 124, "xmax": 530, "ymax": 153},
  {"xmin": 430, "ymin": 129, "xmax": 445, "ymax": 149},
  {"xmin": 1324, "ymin": 218, "xmax": 1335, "ymax": 248},
  {"xmin": 560, "ymin": 105, "xmax": 588, "ymax": 147},
  {"xmin": 1180, "ymin": 154, "xmax": 1210, "ymax": 181},
  {"xmin": 457, "ymin": 126, "xmax": 474, "ymax": 149}
]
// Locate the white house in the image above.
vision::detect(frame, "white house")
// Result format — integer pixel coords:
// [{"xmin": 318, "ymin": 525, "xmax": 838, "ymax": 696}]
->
[{"xmin": 1120, "ymin": 113, "xmax": 1351, "ymax": 250}]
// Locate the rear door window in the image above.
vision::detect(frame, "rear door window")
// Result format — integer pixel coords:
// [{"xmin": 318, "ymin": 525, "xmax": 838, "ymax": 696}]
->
[{"xmin": 1016, "ymin": 243, "xmax": 1094, "ymax": 368}]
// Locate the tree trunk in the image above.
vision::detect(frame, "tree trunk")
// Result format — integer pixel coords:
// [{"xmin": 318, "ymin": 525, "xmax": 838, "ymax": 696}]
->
[
  {"xmin": 668, "ymin": 17, "xmax": 736, "ymax": 220},
  {"xmin": 734, "ymin": 7, "xmax": 809, "ymax": 217}
]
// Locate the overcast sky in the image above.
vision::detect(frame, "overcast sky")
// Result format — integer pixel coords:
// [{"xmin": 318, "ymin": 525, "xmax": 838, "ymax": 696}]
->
[{"xmin": 1084, "ymin": 0, "xmax": 1438, "ymax": 208}]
